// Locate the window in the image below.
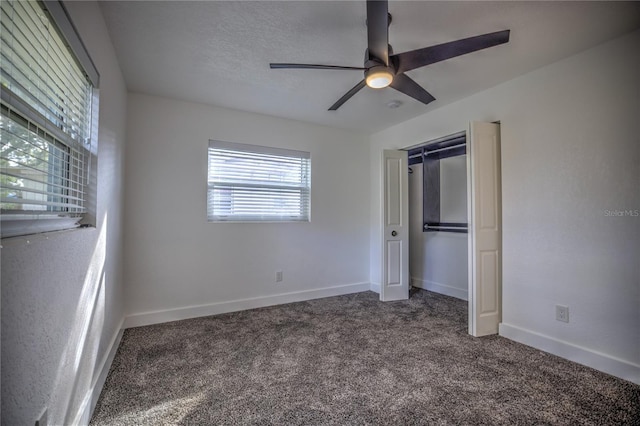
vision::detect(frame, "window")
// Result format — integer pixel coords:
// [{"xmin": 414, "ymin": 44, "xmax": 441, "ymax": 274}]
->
[
  {"xmin": 207, "ymin": 140, "xmax": 311, "ymax": 222},
  {"xmin": 0, "ymin": 0, "xmax": 99, "ymax": 238}
]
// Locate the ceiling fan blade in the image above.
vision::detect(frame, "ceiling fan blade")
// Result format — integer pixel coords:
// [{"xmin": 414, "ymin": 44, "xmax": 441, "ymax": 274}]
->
[
  {"xmin": 366, "ymin": 0, "xmax": 389, "ymax": 65},
  {"xmin": 270, "ymin": 63, "xmax": 365, "ymax": 71},
  {"xmin": 392, "ymin": 29, "xmax": 510, "ymax": 74},
  {"xmin": 390, "ymin": 73, "xmax": 436, "ymax": 105},
  {"xmin": 329, "ymin": 79, "xmax": 366, "ymax": 111}
]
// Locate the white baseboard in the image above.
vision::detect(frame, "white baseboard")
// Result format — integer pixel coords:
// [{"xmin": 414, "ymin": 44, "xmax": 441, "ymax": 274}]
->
[
  {"xmin": 74, "ymin": 318, "xmax": 125, "ymax": 425},
  {"xmin": 412, "ymin": 277, "xmax": 468, "ymax": 301},
  {"xmin": 499, "ymin": 323, "xmax": 640, "ymax": 385},
  {"xmin": 124, "ymin": 282, "xmax": 371, "ymax": 329},
  {"xmin": 369, "ymin": 282, "xmax": 380, "ymax": 293}
]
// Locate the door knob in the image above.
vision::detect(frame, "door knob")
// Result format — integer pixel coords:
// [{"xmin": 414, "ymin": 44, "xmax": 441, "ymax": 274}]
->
[{"xmin": 391, "ymin": 230, "xmax": 397, "ymax": 237}]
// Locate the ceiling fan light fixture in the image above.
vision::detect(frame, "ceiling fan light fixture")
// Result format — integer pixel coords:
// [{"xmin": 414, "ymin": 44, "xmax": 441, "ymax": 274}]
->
[{"xmin": 365, "ymin": 66, "xmax": 393, "ymax": 89}]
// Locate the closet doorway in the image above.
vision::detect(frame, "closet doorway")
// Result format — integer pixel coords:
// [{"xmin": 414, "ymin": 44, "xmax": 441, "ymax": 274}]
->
[{"xmin": 405, "ymin": 122, "xmax": 502, "ymax": 336}]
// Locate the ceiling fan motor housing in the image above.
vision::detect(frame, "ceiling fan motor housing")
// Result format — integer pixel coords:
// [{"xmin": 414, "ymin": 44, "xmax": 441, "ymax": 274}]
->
[{"xmin": 364, "ymin": 43, "xmax": 396, "ymax": 89}]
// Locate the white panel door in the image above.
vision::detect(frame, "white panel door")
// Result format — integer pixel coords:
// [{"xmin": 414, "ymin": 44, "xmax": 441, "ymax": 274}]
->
[
  {"xmin": 467, "ymin": 122, "xmax": 502, "ymax": 336},
  {"xmin": 381, "ymin": 150, "xmax": 409, "ymax": 301}
]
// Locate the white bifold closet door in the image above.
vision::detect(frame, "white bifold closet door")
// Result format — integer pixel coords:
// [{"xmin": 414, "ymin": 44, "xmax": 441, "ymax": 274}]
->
[
  {"xmin": 467, "ymin": 121, "xmax": 502, "ymax": 337},
  {"xmin": 381, "ymin": 149, "xmax": 409, "ymax": 301}
]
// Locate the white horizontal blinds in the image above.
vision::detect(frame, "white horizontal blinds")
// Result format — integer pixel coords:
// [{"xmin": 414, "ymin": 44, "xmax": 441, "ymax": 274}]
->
[
  {"xmin": 0, "ymin": 0, "xmax": 92, "ymax": 219},
  {"xmin": 0, "ymin": 1, "xmax": 91, "ymax": 143},
  {"xmin": 208, "ymin": 141, "xmax": 311, "ymax": 222}
]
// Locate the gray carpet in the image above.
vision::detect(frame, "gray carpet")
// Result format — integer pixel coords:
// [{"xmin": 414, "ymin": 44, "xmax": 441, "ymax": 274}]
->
[{"xmin": 90, "ymin": 290, "xmax": 640, "ymax": 425}]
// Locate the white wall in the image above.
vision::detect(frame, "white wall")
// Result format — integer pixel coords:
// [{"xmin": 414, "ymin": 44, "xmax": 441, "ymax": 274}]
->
[
  {"xmin": 1, "ymin": 2, "xmax": 128, "ymax": 424},
  {"xmin": 123, "ymin": 94, "xmax": 370, "ymax": 325},
  {"xmin": 409, "ymin": 157, "xmax": 468, "ymax": 300},
  {"xmin": 440, "ymin": 155, "xmax": 468, "ymax": 224},
  {"xmin": 371, "ymin": 30, "xmax": 640, "ymax": 383}
]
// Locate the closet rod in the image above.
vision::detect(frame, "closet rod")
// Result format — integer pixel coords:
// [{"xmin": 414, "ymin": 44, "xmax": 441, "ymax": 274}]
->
[
  {"xmin": 424, "ymin": 226, "xmax": 468, "ymax": 234},
  {"xmin": 424, "ymin": 225, "xmax": 468, "ymax": 229},
  {"xmin": 424, "ymin": 223, "xmax": 468, "ymax": 233}
]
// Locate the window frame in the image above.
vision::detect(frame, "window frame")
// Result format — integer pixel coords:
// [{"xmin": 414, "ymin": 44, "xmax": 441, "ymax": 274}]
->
[
  {"xmin": 207, "ymin": 140, "xmax": 311, "ymax": 223},
  {"xmin": 0, "ymin": 0, "xmax": 99, "ymax": 238}
]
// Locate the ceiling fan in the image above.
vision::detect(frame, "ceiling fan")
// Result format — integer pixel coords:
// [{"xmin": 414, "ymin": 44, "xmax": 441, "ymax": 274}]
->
[{"xmin": 270, "ymin": 0, "xmax": 510, "ymax": 111}]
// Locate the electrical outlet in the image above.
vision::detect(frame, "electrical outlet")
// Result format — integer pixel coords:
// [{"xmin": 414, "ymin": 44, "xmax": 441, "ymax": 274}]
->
[
  {"xmin": 275, "ymin": 271, "xmax": 283, "ymax": 282},
  {"xmin": 556, "ymin": 305, "xmax": 569, "ymax": 323},
  {"xmin": 35, "ymin": 407, "xmax": 47, "ymax": 426}
]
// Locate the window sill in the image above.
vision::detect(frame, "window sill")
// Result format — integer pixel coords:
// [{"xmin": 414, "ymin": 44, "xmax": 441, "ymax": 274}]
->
[
  {"xmin": 207, "ymin": 220, "xmax": 311, "ymax": 224},
  {"xmin": 0, "ymin": 219, "xmax": 94, "ymax": 244}
]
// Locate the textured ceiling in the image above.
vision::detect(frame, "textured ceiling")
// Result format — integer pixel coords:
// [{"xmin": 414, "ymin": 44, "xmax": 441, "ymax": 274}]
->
[{"xmin": 99, "ymin": 1, "xmax": 640, "ymax": 134}]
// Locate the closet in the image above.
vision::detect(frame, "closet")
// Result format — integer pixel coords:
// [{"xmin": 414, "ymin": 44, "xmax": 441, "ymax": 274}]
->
[
  {"xmin": 380, "ymin": 122, "xmax": 500, "ymax": 336},
  {"xmin": 407, "ymin": 131, "xmax": 469, "ymax": 301}
]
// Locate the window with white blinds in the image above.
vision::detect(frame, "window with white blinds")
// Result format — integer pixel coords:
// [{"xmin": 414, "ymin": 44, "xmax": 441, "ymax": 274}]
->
[
  {"xmin": 0, "ymin": 0, "xmax": 98, "ymax": 237},
  {"xmin": 208, "ymin": 141, "xmax": 311, "ymax": 222}
]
